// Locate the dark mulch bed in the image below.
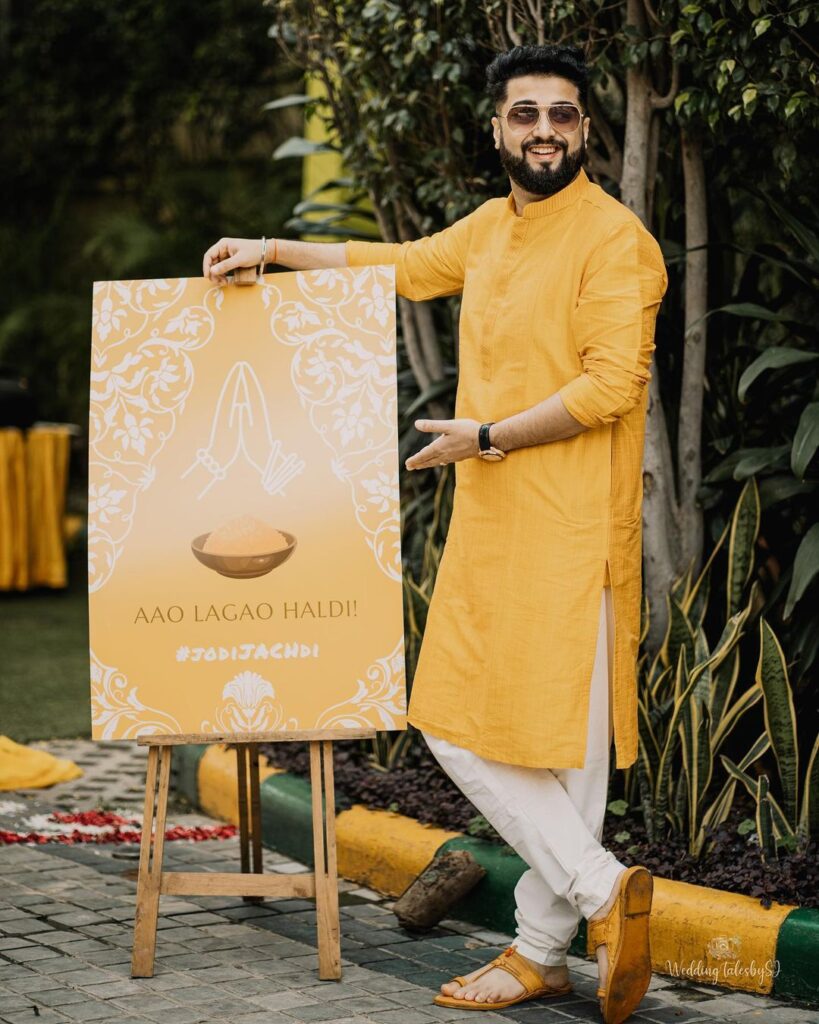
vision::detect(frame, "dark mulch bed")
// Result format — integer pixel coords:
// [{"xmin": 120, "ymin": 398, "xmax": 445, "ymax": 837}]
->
[{"xmin": 260, "ymin": 734, "xmax": 819, "ymax": 911}]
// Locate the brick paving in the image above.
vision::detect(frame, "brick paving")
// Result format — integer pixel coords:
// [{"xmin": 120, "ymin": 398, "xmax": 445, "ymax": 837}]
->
[{"xmin": 2, "ymin": 740, "xmax": 818, "ymax": 1024}]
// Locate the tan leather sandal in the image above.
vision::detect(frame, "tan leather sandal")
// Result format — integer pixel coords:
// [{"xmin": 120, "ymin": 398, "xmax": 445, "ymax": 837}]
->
[
  {"xmin": 433, "ymin": 945, "xmax": 573, "ymax": 1010},
  {"xmin": 586, "ymin": 865, "xmax": 653, "ymax": 1024}
]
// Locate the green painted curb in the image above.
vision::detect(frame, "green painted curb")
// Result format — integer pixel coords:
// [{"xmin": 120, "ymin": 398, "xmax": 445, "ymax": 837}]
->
[
  {"xmin": 173, "ymin": 744, "xmax": 207, "ymax": 806},
  {"xmin": 774, "ymin": 907, "xmax": 819, "ymax": 1004},
  {"xmin": 259, "ymin": 773, "xmax": 317, "ymax": 868}
]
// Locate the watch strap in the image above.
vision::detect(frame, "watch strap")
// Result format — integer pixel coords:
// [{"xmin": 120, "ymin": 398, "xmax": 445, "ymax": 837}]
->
[{"xmin": 479, "ymin": 422, "xmax": 495, "ymax": 452}]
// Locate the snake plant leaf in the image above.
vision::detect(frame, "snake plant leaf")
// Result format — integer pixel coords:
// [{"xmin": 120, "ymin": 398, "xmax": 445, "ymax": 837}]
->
[
  {"xmin": 638, "ymin": 697, "xmax": 661, "ymax": 767},
  {"xmin": 663, "ymin": 595, "xmax": 696, "ymax": 681},
  {"xmin": 784, "ymin": 524, "xmax": 819, "ymax": 620},
  {"xmin": 791, "ymin": 402, "xmax": 819, "ymax": 480},
  {"xmin": 721, "ymin": 753, "xmax": 792, "ymax": 839},
  {"xmin": 694, "ymin": 697, "xmax": 714, "ymax": 831},
  {"xmin": 737, "ymin": 347, "xmax": 819, "ymax": 403},
  {"xmin": 694, "ymin": 733, "xmax": 771, "ymax": 858},
  {"xmin": 692, "ymin": 627, "xmax": 712, "ymax": 705},
  {"xmin": 727, "ymin": 478, "xmax": 760, "ymax": 619},
  {"xmin": 712, "ymin": 681, "xmax": 763, "ymax": 752},
  {"xmin": 708, "ymin": 587, "xmax": 756, "ymax": 726},
  {"xmin": 756, "ymin": 775, "xmax": 776, "ymax": 860},
  {"xmin": 710, "ymin": 586, "xmax": 752, "ymax": 672},
  {"xmin": 688, "ymin": 571, "xmax": 711, "ymax": 633},
  {"xmin": 693, "ymin": 778, "xmax": 737, "ymax": 857},
  {"xmin": 710, "ymin": 645, "xmax": 740, "ymax": 736},
  {"xmin": 636, "ymin": 737, "xmax": 656, "ymax": 842},
  {"xmin": 798, "ymin": 731, "xmax": 819, "ymax": 840},
  {"xmin": 654, "ymin": 646, "xmax": 702, "ymax": 834},
  {"xmin": 757, "ymin": 617, "xmax": 800, "ymax": 826},
  {"xmin": 650, "ymin": 664, "xmax": 674, "ymax": 705},
  {"xmin": 687, "ymin": 518, "xmax": 729, "ymax": 616}
]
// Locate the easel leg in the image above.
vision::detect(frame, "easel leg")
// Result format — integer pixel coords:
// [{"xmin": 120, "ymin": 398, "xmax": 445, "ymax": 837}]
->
[
  {"xmin": 310, "ymin": 740, "xmax": 341, "ymax": 980},
  {"xmin": 236, "ymin": 744, "xmax": 250, "ymax": 876},
  {"xmin": 246, "ymin": 743, "xmax": 264, "ymax": 902},
  {"xmin": 131, "ymin": 745, "xmax": 172, "ymax": 978}
]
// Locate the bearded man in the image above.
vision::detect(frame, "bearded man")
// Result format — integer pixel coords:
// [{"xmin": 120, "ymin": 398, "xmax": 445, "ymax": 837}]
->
[{"xmin": 204, "ymin": 43, "xmax": 667, "ymax": 1024}]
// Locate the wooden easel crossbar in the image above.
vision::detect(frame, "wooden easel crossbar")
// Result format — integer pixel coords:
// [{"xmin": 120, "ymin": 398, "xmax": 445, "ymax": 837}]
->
[{"xmin": 131, "ymin": 728, "xmax": 376, "ymax": 981}]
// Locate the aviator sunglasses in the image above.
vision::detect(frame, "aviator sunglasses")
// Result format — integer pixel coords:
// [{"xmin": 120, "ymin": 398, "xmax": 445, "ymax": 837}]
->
[{"xmin": 497, "ymin": 102, "xmax": 584, "ymax": 134}]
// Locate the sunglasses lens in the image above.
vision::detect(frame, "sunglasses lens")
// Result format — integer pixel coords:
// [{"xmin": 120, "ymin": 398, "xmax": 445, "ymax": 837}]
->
[
  {"xmin": 549, "ymin": 106, "xmax": 580, "ymax": 130},
  {"xmin": 507, "ymin": 107, "xmax": 538, "ymax": 129}
]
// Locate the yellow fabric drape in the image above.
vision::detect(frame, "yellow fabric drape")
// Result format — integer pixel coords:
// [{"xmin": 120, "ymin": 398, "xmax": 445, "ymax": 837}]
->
[
  {"xmin": 0, "ymin": 735, "xmax": 83, "ymax": 790},
  {"xmin": 27, "ymin": 427, "xmax": 71, "ymax": 589},
  {"xmin": 0, "ymin": 426, "xmax": 71, "ymax": 591},
  {"xmin": 0, "ymin": 429, "xmax": 29, "ymax": 590}
]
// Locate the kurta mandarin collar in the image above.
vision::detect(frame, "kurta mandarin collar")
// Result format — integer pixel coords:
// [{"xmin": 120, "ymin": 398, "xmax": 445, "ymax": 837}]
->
[{"xmin": 505, "ymin": 166, "xmax": 592, "ymax": 219}]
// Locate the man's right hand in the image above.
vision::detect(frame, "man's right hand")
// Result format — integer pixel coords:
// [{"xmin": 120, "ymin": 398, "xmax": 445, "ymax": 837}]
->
[{"xmin": 203, "ymin": 237, "xmax": 265, "ymax": 285}]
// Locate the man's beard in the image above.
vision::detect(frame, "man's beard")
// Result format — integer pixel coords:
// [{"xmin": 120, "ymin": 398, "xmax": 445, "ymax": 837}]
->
[{"xmin": 499, "ymin": 132, "xmax": 586, "ymax": 197}]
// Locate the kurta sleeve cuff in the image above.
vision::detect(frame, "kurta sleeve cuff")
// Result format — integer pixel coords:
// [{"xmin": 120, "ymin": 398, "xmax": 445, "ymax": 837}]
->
[
  {"xmin": 558, "ymin": 375, "xmax": 616, "ymax": 428},
  {"xmin": 558, "ymin": 219, "xmax": 667, "ymax": 429}
]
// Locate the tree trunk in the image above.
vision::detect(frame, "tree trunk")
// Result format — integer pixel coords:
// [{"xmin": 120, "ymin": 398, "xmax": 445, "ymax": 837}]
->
[
  {"xmin": 620, "ymin": 0, "xmax": 680, "ymax": 649},
  {"xmin": 677, "ymin": 127, "xmax": 708, "ymax": 577}
]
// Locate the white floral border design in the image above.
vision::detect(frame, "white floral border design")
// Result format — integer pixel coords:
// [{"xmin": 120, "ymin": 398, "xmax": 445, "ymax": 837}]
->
[
  {"xmin": 90, "ymin": 651, "xmax": 182, "ymax": 740},
  {"xmin": 315, "ymin": 637, "xmax": 406, "ymax": 730},
  {"xmin": 201, "ymin": 671, "xmax": 299, "ymax": 733},
  {"xmin": 261, "ymin": 266, "xmax": 401, "ymax": 581},
  {"xmin": 88, "ymin": 279, "xmax": 222, "ymax": 591}
]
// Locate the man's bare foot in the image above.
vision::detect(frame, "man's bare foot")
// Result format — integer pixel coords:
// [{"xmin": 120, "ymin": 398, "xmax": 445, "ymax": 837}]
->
[
  {"xmin": 439, "ymin": 949, "xmax": 570, "ymax": 1004},
  {"xmin": 587, "ymin": 867, "xmax": 628, "ymax": 1002}
]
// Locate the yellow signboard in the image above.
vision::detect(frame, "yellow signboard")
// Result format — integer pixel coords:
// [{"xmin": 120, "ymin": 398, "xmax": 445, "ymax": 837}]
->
[{"xmin": 88, "ymin": 268, "xmax": 405, "ymax": 740}]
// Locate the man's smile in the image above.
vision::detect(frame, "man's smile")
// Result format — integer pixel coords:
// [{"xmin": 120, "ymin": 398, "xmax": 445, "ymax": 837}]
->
[{"xmin": 526, "ymin": 144, "xmax": 563, "ymax": 162}]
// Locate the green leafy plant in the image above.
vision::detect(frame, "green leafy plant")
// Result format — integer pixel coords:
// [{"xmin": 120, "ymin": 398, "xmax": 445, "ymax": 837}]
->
[{"xmin": 633, "ymin": 478, "xmax": 818, "ymax": 857}]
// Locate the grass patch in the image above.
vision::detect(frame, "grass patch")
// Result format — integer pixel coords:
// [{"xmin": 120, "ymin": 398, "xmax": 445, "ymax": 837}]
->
[{"xmin": 0, "ymin": 544, "xmax": 91, "ymax": 742}]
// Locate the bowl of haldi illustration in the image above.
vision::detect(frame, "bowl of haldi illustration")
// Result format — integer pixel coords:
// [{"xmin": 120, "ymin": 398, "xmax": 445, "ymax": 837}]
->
[{"xmin": 192, "ymin": 515, "xmax": 297, "ymax": 579}]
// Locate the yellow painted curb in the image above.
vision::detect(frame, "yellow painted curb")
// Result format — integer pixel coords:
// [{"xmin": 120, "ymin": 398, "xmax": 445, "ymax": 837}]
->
[
  {"xmin": 197, "ymin": 745, "xmax": 280, "ymax": 825},
  {"xmin": 650, "ymin": 877, "xmax": 796, "ymax": 994},
  {"xmin": 336, "ymin": 805, "xmax": 462, "ymax": 897}
]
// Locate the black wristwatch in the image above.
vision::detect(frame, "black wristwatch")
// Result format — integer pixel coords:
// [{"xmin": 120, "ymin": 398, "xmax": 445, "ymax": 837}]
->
[{"xmin": 478, "ymin": 422, "xmax": 506, "ymax": 462}]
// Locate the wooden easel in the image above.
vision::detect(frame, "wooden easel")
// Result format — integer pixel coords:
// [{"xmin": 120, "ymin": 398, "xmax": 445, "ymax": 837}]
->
[{"xmin": 131, "ymin": 728, "xmax": 375, "ymax": 981}]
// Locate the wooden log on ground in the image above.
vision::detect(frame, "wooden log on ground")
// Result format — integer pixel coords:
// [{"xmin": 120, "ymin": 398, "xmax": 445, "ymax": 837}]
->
[{"xmin": 393, "ymin": 850, "xmax": 485, "ymax": 931}]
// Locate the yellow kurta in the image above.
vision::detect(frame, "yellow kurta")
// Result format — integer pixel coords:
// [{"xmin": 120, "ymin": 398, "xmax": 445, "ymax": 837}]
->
[{"xmin": 346, "ymin": 168, "xmax": 668, "ymax": 770}]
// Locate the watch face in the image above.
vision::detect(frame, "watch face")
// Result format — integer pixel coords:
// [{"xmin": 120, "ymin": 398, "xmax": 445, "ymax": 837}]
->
[{"xmin": 480, "ymin": 450, "xmax": 504, "ymax": 462}]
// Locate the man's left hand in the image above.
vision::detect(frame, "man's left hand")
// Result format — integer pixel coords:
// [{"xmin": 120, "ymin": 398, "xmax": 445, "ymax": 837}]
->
[{"xmin": 406, "ymin": 418, "xmax": 481, "ymax": 471}]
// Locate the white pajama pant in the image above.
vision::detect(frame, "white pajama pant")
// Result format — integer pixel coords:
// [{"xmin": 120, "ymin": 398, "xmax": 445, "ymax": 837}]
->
[{"xmin": 422, "ymin": 586, "xmax": 626, "ymax": 966}]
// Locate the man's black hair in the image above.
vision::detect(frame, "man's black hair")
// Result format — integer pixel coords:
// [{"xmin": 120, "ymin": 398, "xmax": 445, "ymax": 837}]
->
[{"xmin": 486, "ymin": 45, "xmax": 589, "ymax": 112}]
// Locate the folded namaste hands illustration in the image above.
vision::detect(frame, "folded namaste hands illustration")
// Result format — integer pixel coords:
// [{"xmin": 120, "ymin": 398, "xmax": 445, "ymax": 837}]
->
[{"xmin": 181, "ymin": 361, "xmax": 305, "ymax": 500}]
